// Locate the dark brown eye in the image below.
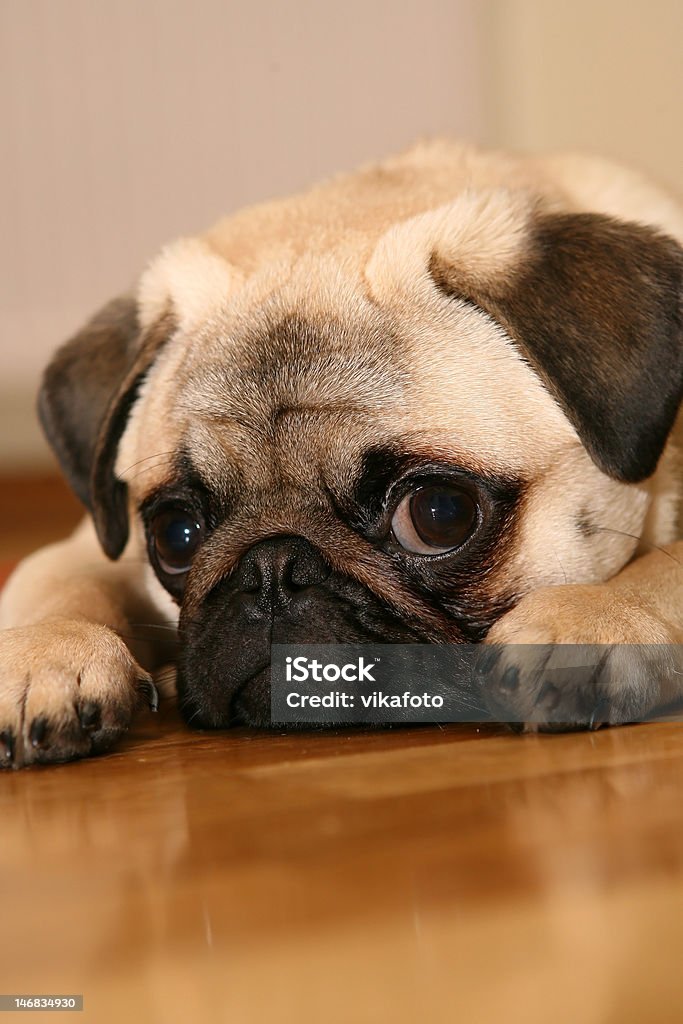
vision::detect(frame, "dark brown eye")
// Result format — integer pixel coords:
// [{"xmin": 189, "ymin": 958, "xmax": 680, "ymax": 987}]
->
[
  {"xmin": 150, "ymin": 509, "xmax": 204, "ymax": 575},
  {"xmin": 391, "ymin": 485, "xmax": 478, "ymax": 554}
]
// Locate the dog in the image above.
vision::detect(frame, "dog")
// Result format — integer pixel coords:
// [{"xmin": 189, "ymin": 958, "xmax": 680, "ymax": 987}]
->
[{"xmin": 1, "ymin": 139, "xmax": 683, "ymax": 768}]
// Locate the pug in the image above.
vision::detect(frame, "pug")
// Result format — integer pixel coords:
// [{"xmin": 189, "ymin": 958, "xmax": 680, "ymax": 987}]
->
[{"xmin": 2, "ymin": 139, "xmax": 683, "ymax": 768}]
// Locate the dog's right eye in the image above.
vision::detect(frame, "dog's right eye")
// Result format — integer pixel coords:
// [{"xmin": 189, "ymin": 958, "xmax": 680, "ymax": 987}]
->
[
  {"xmin": 150, "ymin": 508, "xmax": 205, "ymax": 576},
  {"xmin": 390, "ymin": 484, "xmax": 478, "ymax": 555}
]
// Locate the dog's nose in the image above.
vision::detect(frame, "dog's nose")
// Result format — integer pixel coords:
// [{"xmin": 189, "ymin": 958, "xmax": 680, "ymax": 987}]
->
[{"xmin": 233, "ymin": 536, "xmax": 331, "ymax": 616}]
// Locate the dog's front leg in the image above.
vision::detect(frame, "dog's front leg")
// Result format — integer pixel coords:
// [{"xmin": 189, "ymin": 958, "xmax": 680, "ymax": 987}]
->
[
  {"xmin": 0, "ymin": 518, "xmax": 164, "ymax": 768},
  {"xmin": 482, "ymin": 542, "xmax": 683, "ymax": 730}
]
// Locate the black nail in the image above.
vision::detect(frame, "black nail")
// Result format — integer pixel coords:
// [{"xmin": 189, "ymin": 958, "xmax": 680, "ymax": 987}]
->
[
  {"xmin": 137, "ymin": 677, "xmax": 159, "ymax": 712},
  {"xmin": 506, "ymin": 721, "xmax": 526, "ymax": 735},
  {"xmin": 78, "ymin": 700, "xmax": 102, "ymax": 732},
  {"xmin": 500, "ymin": 665, "xmax": 520, "ymax": 693},
  {"xmin": 536, "ymin": 679, "xmax": 561, "ymax": 711},
  {"xmin": 29, "ymin": 717, "xmax": 48, "ymax": 748},
  {"xmin": 589, "ymin": 698, "xmax": 610, "ymax": 731},
  {"xmin": 0, "ymin": 730, "xmax": 15, "ymax": 764}
]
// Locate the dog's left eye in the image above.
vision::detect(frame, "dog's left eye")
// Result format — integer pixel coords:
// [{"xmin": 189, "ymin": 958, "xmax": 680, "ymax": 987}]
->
[
  {"xmin": 150, "ymin": 508, "xmax": 205, "ymax": 575},
  {"xmin": 390, "ymin": 484, "xmax": 478, "ymax": 555}
]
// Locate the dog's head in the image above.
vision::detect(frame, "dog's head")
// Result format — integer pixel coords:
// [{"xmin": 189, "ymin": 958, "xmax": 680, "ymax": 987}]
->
[{"xmin": 38, "ymin": 142, "xmax": 683, "ymax": 725}]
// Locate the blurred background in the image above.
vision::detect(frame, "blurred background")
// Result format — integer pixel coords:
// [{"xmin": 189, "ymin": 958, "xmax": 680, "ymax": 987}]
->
[{"xmin": 1, "ymin": 0, "xmax": 682, "ymax": 471}]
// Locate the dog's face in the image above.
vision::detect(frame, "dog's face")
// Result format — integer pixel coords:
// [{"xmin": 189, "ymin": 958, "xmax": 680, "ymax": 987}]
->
[{"xmin": 38, "ymin": 142, "xmax": 683, "ymax": 726}]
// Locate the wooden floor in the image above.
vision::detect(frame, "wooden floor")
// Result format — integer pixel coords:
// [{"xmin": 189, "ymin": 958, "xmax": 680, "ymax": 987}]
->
[{"xmin": 1, "ymin": 477, "xmax": 683, "ymax": 1023}]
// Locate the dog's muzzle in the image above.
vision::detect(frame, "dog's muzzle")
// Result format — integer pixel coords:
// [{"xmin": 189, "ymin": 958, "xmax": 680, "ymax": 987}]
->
[{"xmin": 177, "ymin": 535, "xmax": 346, "ymax": 727}]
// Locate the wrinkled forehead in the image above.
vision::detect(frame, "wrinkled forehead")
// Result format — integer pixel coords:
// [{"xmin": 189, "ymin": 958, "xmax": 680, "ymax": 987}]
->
[{"xmin": 119, "ymin": 258, "xmax": 577, "ymax": 502}]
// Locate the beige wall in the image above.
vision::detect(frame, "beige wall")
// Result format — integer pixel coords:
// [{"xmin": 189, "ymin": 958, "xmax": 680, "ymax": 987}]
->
[
  {"xmin": 482, "ymin": 0, "xmax": 683, "ymax": 196},
  {"xmin": 0, "ymin": 0, "xmax": 483, "ymax": 468},
  {"xmin": 2, "ymin": 0, "xmax": 683, "ymax": 470}
]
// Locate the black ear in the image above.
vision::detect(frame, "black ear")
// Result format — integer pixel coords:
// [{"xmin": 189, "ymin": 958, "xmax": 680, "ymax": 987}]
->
[
  {"xmin": 38, "ymin": 295, "xmax": 174, "ymax": 558},
  {"xmin": 433, "ymin": 212, "xmax": 683, "ymax": 482}
]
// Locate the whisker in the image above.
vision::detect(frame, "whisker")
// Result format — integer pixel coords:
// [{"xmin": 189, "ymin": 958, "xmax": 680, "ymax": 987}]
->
[
  {"xmin": 117, "ymin": 451, "xmax": 177, "ymax": 479},
  {"xmin": 551, "ymin": 547, "xmax": 568, "ymax": 585},
  {"xmin": 128, "ymin": 622, "xmax": 180, "ymax": 633},
  {"xmin": 592, "ymin": 527, "xmax": 681, "ymax": 565}
]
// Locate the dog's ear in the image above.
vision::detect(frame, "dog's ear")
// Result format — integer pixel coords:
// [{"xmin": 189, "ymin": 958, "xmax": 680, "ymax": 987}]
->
[
  {"xmin": 432, "ymin": 212, "xmax": 683, "ymax": 482},
  {"xmin": 38, "ymin": 295, "xmax": 174, "ymax": 558}
]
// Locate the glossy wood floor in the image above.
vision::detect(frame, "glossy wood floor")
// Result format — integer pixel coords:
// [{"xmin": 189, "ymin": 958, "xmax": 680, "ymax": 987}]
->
[{"xmin": 1, "ymin": 477, "xmax": 683, "ymax": 1024}]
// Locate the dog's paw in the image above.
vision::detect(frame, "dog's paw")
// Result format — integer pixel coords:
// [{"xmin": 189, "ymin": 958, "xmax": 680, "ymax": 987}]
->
[
  {"xmin": 480, "ymin": 585, "xmax": 683, "ymax": 731},
  {"xmin": 0, "ymin": 618, "xmax": 158, "ymax": 768}
]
